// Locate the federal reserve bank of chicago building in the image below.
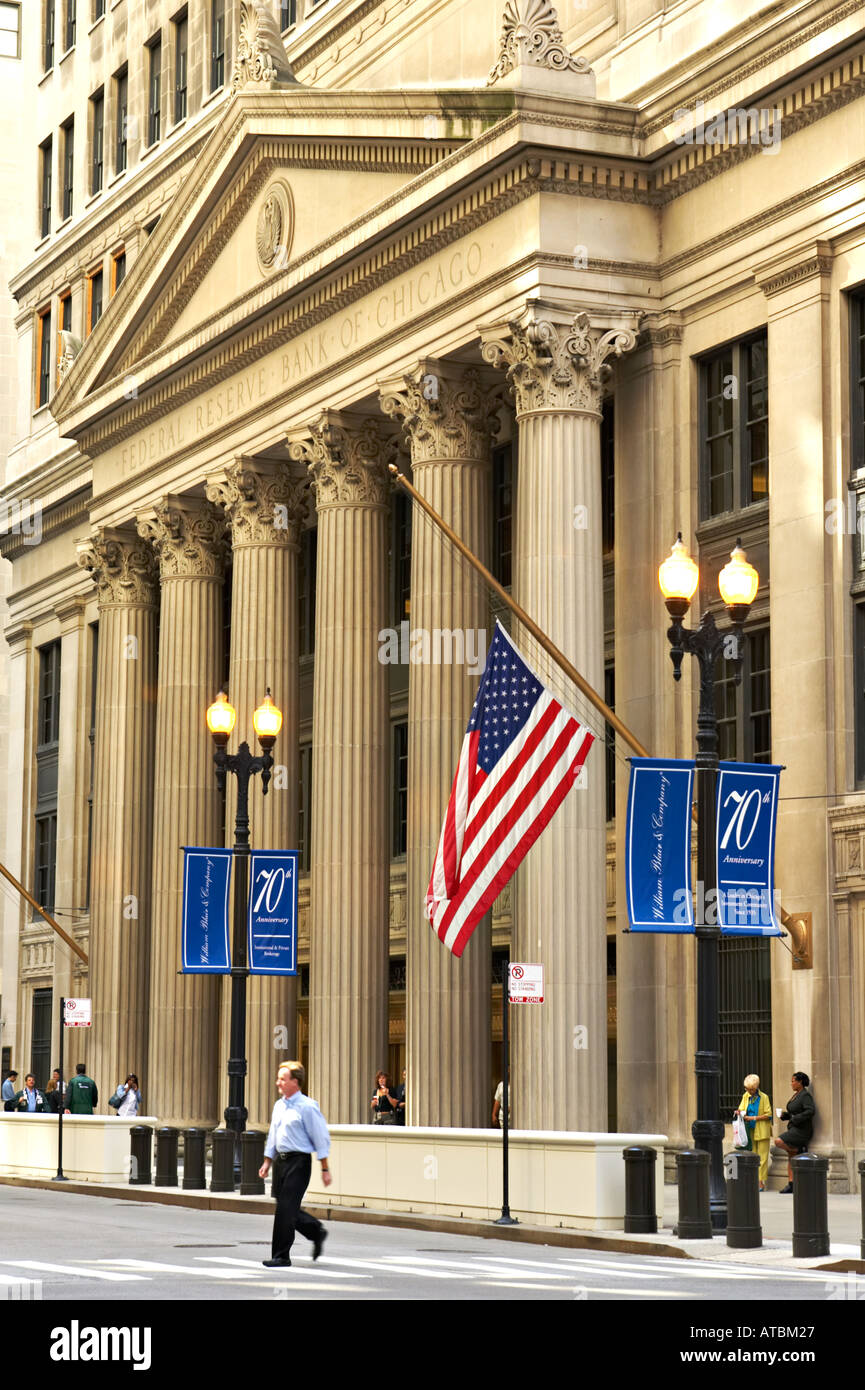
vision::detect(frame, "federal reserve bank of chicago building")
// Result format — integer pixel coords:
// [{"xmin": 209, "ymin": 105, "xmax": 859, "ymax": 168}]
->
[{"xmin": 2, "ymin": 0, "xmax": 865, "ymax": 1189}]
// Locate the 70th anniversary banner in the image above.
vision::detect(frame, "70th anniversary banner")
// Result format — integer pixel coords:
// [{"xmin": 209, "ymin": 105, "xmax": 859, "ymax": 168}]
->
[{"xmin": 180, "ymin": 847, "xmax": 298, "ymax": 975}]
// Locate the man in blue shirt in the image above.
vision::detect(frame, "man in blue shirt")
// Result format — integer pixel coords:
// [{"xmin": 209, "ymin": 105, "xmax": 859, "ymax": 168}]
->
[
  {"xmin": 258, "ymin": 1061, "xmax": 332, "ymax": 1268},
  {"xmin": 2, "ymin": 1070, "xmax": 18, "ymax": 1106}
]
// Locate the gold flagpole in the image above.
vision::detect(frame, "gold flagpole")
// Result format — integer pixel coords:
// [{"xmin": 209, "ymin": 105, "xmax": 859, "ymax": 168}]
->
[{"xmin": 0, "ymin": 858, "xmax": 88, "ymax": 964}]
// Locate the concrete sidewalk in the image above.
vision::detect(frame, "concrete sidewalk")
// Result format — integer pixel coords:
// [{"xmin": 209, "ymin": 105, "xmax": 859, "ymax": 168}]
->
[{"xmin": 1, "ymin": 1169, "xmax": 861, "ymax": 1274}]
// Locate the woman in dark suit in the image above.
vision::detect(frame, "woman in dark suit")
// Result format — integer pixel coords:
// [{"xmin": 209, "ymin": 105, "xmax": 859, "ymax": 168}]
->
[{"xmin": 774, "ymin": 1071, "xmax": 815, "ymax": 1192}]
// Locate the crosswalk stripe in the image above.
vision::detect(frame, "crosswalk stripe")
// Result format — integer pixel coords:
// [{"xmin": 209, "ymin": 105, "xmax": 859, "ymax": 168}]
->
[
  {"xmin": 576, "ymin": 1287, "xmax": 693, "ymax": 1298},
  {"xmin": 311, "ymin": 1256, "xmax": 473, "ymax": 1280},
  {"xmin": 377, "ymin": 1255, "xmax": 574, "ymax": 1280},
  {"xmin": 0, "ymin": 1261, "xmax": 147, "ymax": 1283},
  {"xmin": 195, "ymin": 1257, "xmax": 370, "ymax": 1279},
  {"xmin": 94, "ymin": 1258, "xmax": 258, "ymax": 1280},
  {"xmin": 478, "ymin": 1281, "xmax": 577, "ymax": 1292}
]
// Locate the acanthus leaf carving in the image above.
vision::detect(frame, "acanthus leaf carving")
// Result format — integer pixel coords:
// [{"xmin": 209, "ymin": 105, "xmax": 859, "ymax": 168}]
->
[
  {"xmin": 136, "ymin": 497, "xmax": 227, "ymax": 579},
  {"xmin": 379, "ymin": 365, "xmax": 503, "ymax": 464},
  {"xmin": 77, "ymin": 529, "xmax": 159, "ymax": 608},
  {"xmin": 487, "ymin": 0, "xmax": 592, "ymax": 86},
  {"xmin": 231, "ymin": 0, "xmax": 303, "ymax": 91},
  {"xmin": 205, "ymin": 459, "xmax": 308, "ymax": 549},
  {"xmin": 289, "ymin": 416, "xmax": 390, "ymax": 509},
  {"xmin": 481, "ymin": 308, "xmax": 640, "ymax": 415}
]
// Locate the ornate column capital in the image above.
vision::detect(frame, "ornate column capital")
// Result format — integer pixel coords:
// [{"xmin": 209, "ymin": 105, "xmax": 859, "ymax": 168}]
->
[
  {"xmin": 205, "ymin": 458, "xmax": 309, "ymax": 550},
  {"xmin": 136, "ymin": 497, "xmax": 227, "ymax": 580},
  {"xmin": 378, "ymin": 363, "xmax": 502, "ymax": 465},
  {"xmin": 77, "ymin": 528, "xmax": 160, "ymax": 608},
  {"xmin": 481, "ymin": 305, "xmax": 641, "ymax": 417},
  {"xmin": 288, "ymin": 414, "xmax": 391, "ymax": 510}
]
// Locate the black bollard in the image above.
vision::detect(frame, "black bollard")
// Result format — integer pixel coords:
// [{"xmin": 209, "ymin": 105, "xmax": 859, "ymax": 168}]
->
[
  {"xmin": 182, "ymin": 1128, "xmax": 208, "ymax": 1191},
  {"xmin": 240, "ymin": 1130, "xmax": 266, "ymax": 1195},
  {"xmin": 623, "ymin": 1146, "xmax": 658, "ymax": 1234},
  {"xmin": 675, "ymin": 1150, "xmax": 712, "ymax": 1239},
  {"xmin": 154, "ymin": 1127, "xmax": 179, "ymax": 1187},
  {"xmin": 129, "ymin": 1125, "xmax": 152, "ymax": 1186},
  {"xmin": 792, "ymin": 1153, "xmax": 830, "ymax": 1257},
  {"xmin": 724, "ymin": 1150, "xmax": 762, "ymax": 1249},
  {"xmin": 210, "ymin": 1128, "xmax": 235, "ymax": 1193},
  {"xmin": 859, "ymin": 1159, "xmax": 865, "ymax": 1261}
]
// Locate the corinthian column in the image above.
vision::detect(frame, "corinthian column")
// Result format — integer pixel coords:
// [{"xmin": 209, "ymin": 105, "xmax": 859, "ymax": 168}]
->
[
  {"xmin": 289, "ymin": 417, "xmax": 390, "ymax": 1123},
  {"xmin": 380, "ymin": 364, "xmax": 500, "ymax": 1126},
  {"xmin": 137, "ymin": 498, "xmax": 227, "ymax": 1126},
  {"xmin": 482, "ymin": 306, "xmax": 639, "ymax": 1131},
  {"xmin": 206, "ymin": 459, "xmax": 308, "ymax": 1127},
  {"xmin": 77, "ymin": 531, "xmax": 158, "ymax": 1099}
]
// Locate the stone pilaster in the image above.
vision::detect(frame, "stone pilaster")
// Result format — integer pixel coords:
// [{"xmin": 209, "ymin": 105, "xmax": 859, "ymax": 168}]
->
[
  {"xmin": 380, "ymin": 364, "xmax": 500, "ymax": 1126},
  {"xmin": 289, "ymin": 416, "xmax": 390, "ymax": 1123},
  {"xmin": 137, "ymin": 498, "xmax": 227, "ymax": 1127},
  {"xmin": 482, "ymin": 305, "xmax": 639, "ymax": 1131},
  {"xmin": 206, "ymin": 459, "xmax": 308, "ymax": 1127},
  {"xmin": 77, "ymin": 532, "xmax": 159, "ymax": 1101}
]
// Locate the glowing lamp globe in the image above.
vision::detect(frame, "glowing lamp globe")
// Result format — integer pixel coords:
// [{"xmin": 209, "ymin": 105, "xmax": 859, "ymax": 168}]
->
[
  {"xmin": 253, "ymin": 689, "xmax": 282, "ymax": 747},
  {"xmin": 718, "ymin": 540, "xmax": 759, "ymax": 620},
  {"xmin": 206, "ymin": 691, "xmax": 236, "ymax": 746},
  {"xmin": 659, "ymin": 534, "xmax": 699, "ymax": 618}
]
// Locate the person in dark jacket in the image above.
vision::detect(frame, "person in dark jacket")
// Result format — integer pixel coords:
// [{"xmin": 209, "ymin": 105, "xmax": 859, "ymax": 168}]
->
[
  {"xmin": 65, "ymin": 1062, "xmax": 98, "ymax": 1114},
  {"xmin": 774, "ymin": 1071, "xmax": 815, "ymax": 1192},
  {"xmin": 11, "ymin": 1075, "xmax": 48, "ymax": 1112}
]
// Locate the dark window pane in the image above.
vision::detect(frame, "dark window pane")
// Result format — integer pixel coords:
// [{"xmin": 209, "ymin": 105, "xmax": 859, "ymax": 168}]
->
[
  {"xmin": 719, "ymin": 936, "xmax": 772, "ymax": 1112},
  {"xmin": 601, "ymin": 400, "xmax": 614, "ymax": 555},
  {"xmin": 492, "ymin": 442, "xmax": 512, "ymax": 587},
  {"xmin": 45, "ymin": 0, "xmax": 55, "ymax": 69},
  {"xmin": 175, "ymin": 18, "xmax": 188, "ymax": 122},
  {"xmin": 394, "ymin": 490, "xmax": 412, "ymax": 622},
  {"xmin": 38, "ymin": 643, "xmax": 61, "ymax": 746},
  {"xmin": 62, "ymin": 122, "xmax": 73, "ymax": 220},
  {"xmin": 149, "ymin": 41, "xmax": 161, "ymax": 145},
  {"xmin": 65, "ymin": 0, "xmax": 75, "ymax": 49},
  {"xmin": 38, "ymin": 310, "xmax": 52, "ymax": 407},
  {"xmin": 604, "ymin": 666, "xmax": 615, "ymax": 822},
  {"xmin": 393, "ymin": 722, "xmax": 408, "ymax": 856},
  {"xmin": 91, "ymin": 93, "xmax": 104, "ymax": 194},
  {"xmin": 40, "ymin": 139, "xmax": 52, "ymax": 238},
  {"xmin": 211, "ymin": 0, "xmax": 225, "ymax": 90},
  {"xmin": 90, "ymin": 269, "xmax": 103, "ymax": 329},
  {"xmin": 115, "ymin": 71, "xmax": 127, "ymax": 172}
]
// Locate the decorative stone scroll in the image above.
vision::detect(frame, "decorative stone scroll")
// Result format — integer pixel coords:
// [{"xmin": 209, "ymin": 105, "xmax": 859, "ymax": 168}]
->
[
  {"xmin": 256, "ymin": 181, "xmax": 295, "ymax": 274},
  {"xmin": 77, "ymin": 529, "xmax": 159, "ymax": 608},
  {"xmin": 231, "ymin": 0, "xmax": 302, "ymax": 91},
  {"xmin": 289, "ymin": 415, "xmax": 390, "ymax": 509},
  {"xmin": 379, "ymin": 365, "xmax": 502, "ymax": 464},
  {"xmin": 487, "ymin": 0, "xmax": 592, "ymax": 85},
  {"xmin": 136, "ymin": 498, "xmax": 227, "ymax": 579},
  {"xmin": 481, "ymin": 309, "xmax": 640, "ymax": 416},
  {"xmin": 205, "ymin": 458, "xmax": 308, "ymax": 549}
]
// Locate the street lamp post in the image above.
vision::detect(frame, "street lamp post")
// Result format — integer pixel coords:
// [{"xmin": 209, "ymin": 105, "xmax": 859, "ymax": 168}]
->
[
  {"xmin": 205, "ymin": 688, "xmax": 283, "ymax": 1168},
  {"xmin": 658, "ymin": 535, "xmax": 759, "ymax": 1231}
]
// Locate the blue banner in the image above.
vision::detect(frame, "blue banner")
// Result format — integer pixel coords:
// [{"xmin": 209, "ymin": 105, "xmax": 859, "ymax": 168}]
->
[
  {"xmin": 716, "ymin": 762, "xmax": 783, "ymax": 936},
  {"xmin": 626, "ymin": 758, "xmax": 695, "ymax": 932},
  {"xmin": 181, "ymin": 847, "xmax": 232, "ymax": 973},
  {"xmin": 248, "ymin": 850, "xmax": 298, "ymax": 976}
]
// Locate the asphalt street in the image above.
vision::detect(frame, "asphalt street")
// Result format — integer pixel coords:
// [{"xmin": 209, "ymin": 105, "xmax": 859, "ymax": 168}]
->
[{"xmin": 0, "ymin": 1186, "xmax": 862, "ymax": 1302}]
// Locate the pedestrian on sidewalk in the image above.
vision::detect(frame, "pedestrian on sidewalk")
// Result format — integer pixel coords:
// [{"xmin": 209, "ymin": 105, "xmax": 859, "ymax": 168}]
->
[
  {"xmin": 109, "ymin": 1074, "xmax": 141, "ymax": 1116},
  {"xmin": 45, "ymin": 1069, "xmax": 64, "ymax": 1113},
  {"xmin": 65, "ymin": 1062, "xmax": 98, "ymax": 1115},
  {"xmin": 394, "ymin": 1068, "xmax": 407, "ymax": 1126},
  {"xmin": 774, "ymin": 1072, "xmax": 815, "ymax": 1193},
  {"xmin": 370, "ymin": 1070, "xmax": 399, "ymax": 1124},
  {"xmin": 735, "ymin": 1074, "xmax": 772, "ymax": 1189},
  {"xmin": 2, "ymin": 1070, "xmax": 18, "ymax": 1107},
  {"xmin": 11, "ymin": 1075, "xmax": 47, "ymax": 1112},
  {"xmin": 258, "ymin": 1061, "xmax": 332, "ymax": 1268}
]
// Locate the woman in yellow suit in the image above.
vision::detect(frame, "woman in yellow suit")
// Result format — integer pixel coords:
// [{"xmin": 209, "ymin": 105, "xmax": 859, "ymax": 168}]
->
[{"xmin": 736, "ymin": 1074, "xmax": 772, "ymax": 1190}]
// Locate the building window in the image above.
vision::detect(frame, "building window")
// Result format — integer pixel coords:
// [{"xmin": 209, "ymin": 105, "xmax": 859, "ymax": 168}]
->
[
  {"xmin": 61, "ymin": 119, "xmax": 73, "ymax": 220},
  {"xmin": 39, "ymin": 642, "xmax": 61, "ymax": 745},
  {"xmin": 111, "ymin": 247, "xmax": 126, "ymax": 293},
  {"xmin": 0, "ymin": 3, "xmax": 21, "ymax": 58},
  {"xmin": 298, "ymin": 528, "xmax": 317, "ymax": 656},
  {"xmin": 114, "ymin": 69, "xmax": 128, "ymax": 173},
  {"xmin": 298, "ymin": 744, "xmax": 312, "ymax": 872},
  {"xmin": 35, "ymin": 641, "xmax": 61, "ymax": 915},
  {"xmin": 714, "ymin": 625, "xmax": 771, "ymax": 763},
  {"xmin": 604, "ymin": 665, "xmax": 615, "ymax": 822},
  {"xmin": 174, "ymin": 13, "xmax": 187, "ymax": 123},
  {"xmin": 36, "ymin": 306, "xmax": 52, "ymax": 408},
  {"xmin": 700, "ymin": 333, "xmax": 769, "ymax": 520},
  {"xmin": 39, "ymin": 137, "xmax": 52, "ymax": 238},
  {"xmin": 148, "ymin": 37, "xmax": 161, "ymax": 145},
  {"xmin": 87, "ymin": 267, "xmax": 103, "ymax": 334},
  {"xmin": 392, "ymin": 490, "xmax": 412, "ymax": 624},
  {"xmin": 492, "ymin": 441, "xmax": 513, "ymax": 588},
  {"xmin": 601, "ymin": 399, "xmax": 614, "ymax": 555},
  {"xmin": 93, "ymin": 0, "xmax": 105, "ymax": 18},
  {"xmin": 34, "ymin": 814, "xmax": 58, "ymax": 912},
  {"xmin": 210, "ymin": 0, "xmax": 225, "ymax": 91},
  {"xmin": 44, "ymin": 0, "xmax": 55, "ymax": 70},
  {"xmin": 393, "ymin": 722, "xmax": 408, "ymax": 856},
  {"xmin": 57, "ymin": 292, "xmax": 71, "ymax": 371},
  {"xmin": 719, "ymin": 936, "xmax": 772, "ymax": 1113},
  {"xmin": 85, "ymin": 622, "xmax": 97, "ymax": 909},
  {"xmin": 30, "ymin": 988, "xmax": 53, "ymax": 1088},
  {"xmin": 90, "ymin": 90, "xmax": 104, "ymax": 194},
  {"xmin": 280, "ymin": 1, "xmax": 296, "ymax": 27},
  {"xmin": 64, "ymin": 0, "xmax": 75, "ymax": 50}
]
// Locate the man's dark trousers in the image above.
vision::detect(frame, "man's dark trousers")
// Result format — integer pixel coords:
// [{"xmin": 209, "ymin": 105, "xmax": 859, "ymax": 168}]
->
[{"xmin": 272, "ymin": 1153, "xmax": 324, "ymax": 1260}]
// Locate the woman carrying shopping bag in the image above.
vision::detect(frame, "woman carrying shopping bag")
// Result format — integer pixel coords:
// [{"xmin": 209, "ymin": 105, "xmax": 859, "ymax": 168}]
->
[{"xmin": 735, "ymin": 1073, "xmax": 772, "ymax": 1190}]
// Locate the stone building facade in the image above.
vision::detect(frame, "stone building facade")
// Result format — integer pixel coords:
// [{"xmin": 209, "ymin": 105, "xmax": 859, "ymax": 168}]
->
[{"xmin": 1, "ymin": 0, "xmax": 864, "ymax": 1187}]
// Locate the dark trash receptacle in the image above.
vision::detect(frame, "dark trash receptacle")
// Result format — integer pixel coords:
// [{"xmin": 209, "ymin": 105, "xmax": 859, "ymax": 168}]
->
[
  {"xmin": 129, "ymin": 1125, "xmax": 152, "ymax": 1186},
  {"xmin": 240, "ymin": 1130, "xmax": 266, "ymax": 1195},
  {"xmin": 623, "ymin": 1146, "xmax": 658, "ymax": 1234},
  {"xmin": 859, "ymin": 1159, "xmax": 865, "ymax": 1261},
  {"xmin": 182, "ymin": 1127, "xmax": 209, "ymax": 1190},
  {"xmin": 210, "ymin": 1128, "xmax": 235, "ymax": 1193},
  {"xmin": 676, "ymin": 1150, "xmax": 712, "ymax": 1240},
  {"xmin": 154, "ymin": 1126, "xmax": 179, "ymax": 1187},
  {"xmin": 792, "ymin": 1153, "xmax": 830, "ymax": 1258},
  {"xmin": 724, "ymin": 1150, "xmax": 761, "ymax": 1249}
]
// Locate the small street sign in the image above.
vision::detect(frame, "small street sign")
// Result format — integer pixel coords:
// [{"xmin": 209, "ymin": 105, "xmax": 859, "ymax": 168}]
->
[
  {"xmin": 63, "ymin": 997, "xmax": 91, "ymax": 1028},
  {"xmin": 508, "ymin": 962, "xmax": 544, "ymax": 1003}
]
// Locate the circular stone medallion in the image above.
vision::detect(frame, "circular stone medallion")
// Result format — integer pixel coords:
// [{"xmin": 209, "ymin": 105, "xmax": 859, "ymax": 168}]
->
[{"xmin": 256, "ymin": 180, "xmax": 295, "ymax": 274}]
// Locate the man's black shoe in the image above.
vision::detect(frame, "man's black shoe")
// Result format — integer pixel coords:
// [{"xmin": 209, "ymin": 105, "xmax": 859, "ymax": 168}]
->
[
  {"xmin": 779, "ymin": 1183, "xmax": 793, "ymax": 1194},
  {"xmin": 312, "ymin": 1229, "xmax": 327, "ymax": 1262},
  {"xmin": 262, "ymin": 1257, "xmax": 291, "ymax": 1267}
]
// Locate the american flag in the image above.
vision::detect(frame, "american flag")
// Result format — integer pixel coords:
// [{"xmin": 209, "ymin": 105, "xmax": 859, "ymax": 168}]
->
[{"xmin": 426, "ymin": 620, "xmax": 595, "ymax": 957}]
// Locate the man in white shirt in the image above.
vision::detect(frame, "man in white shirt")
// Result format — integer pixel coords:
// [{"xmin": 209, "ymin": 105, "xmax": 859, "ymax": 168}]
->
[{"xmin": 258, "ymin": 1061, "xmax": 333, "ymax": 1268}]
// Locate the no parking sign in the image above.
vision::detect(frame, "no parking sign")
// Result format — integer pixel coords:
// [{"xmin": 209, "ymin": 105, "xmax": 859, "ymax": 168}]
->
[{"xmin": 508, "ymin": 963, "xmax": 544, "ymax": 1003}]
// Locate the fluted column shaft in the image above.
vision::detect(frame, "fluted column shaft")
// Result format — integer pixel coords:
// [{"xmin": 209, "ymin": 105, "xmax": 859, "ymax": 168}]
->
[
  {"xmin": 138, "ymin": 499, "xmax": 226, "ymax": 1126},
  {"xmin": 78, "ymin": 533, "xmax": 158, "ymax": 1099},
  {"xmin": 206, "ymin": 460, "xmax": 306, "ymax": 1127},
  {"xmin": 381, "ymin": 366, "xmax": 498, "ymax": 1126},
  {"xmin": 290, "ymin": 418, "xmax": 390, "ymax": 1122},
  {"xmin": 483, "ymin": 310, "xmax": 639, "ymax": 1131}
]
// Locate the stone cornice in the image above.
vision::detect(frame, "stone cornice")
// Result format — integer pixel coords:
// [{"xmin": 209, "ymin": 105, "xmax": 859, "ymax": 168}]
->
[
  {"xmin": 0, "ymin": 488, "xmax": 91, "ymax": 562},
  {"xmin": 753, "ymin": 242, "xmax": 834, "ymax": 298}
]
